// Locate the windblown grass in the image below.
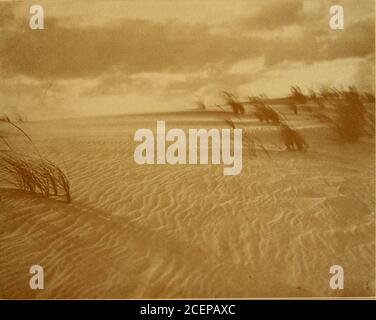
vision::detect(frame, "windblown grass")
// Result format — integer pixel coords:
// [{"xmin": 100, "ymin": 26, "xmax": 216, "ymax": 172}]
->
[
  {"xmin": 223, "ymin": 91, "xmax": 245, "ymax": 115},
  {"xmin": 290, "ymin": 86, "xmax": 307, "ymax": 104},
  {"xmin": 311, "ymin": 86, "xmax": 372, "ymax": 142},
  {"xmin": 250, "ymin": 98, "xmax": 280, "ymax": 124},
  {"xmin": 334, "ymin": 89, "xmax": 367, "ymax": 142},
  {"xmin": 215, "ymin": 90, "xmax": 310, "ymax": 154},
  {"xmin": 215, "ymin": 102, "xmax": 271, "ymax": 158},
  {"xmin": 196, "ymin": 100, "xmax": 206, "ymax": 111},
  {"xmin": 0, "ymin": 116, "xmax": 71, "ymax": 203},
  {"xmin": 0, "ymin": 152, "xmax": 71, "ymax": 202},
  {"xmin": 279, "ymin": 123, "xmax": 308, "ymax": 152}
]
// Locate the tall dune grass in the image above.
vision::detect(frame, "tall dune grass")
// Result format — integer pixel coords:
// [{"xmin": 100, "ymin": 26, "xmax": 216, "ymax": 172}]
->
[
  {"xmin": 196, "ymin": 100, "xmax": 206, "ymax": 111},
  {"xmin": 290, "ymin": 86, "xmax": 307, "ymax": 104},
  {"xmin": 0, "ymin": 117, "xmax": 71, "ymax": 203},
  {"xmin": 312, "ymin": 86, "xmax": 372, "ymax": 142},
  {"xmin": 215, "ymin": 102, "xmax": 272, "ymax": 158},
  {"xmin": 223, "ymin": 91, "xmax": 245, "ymax": 115},
  {"xmin": 213, "ymin": 85, "xmax": 374, "ymax": 150},
  {"xmin": 279, "ymin": 123, "xmax": 308, "ymax": 151},
  {"xmin": 249, "ymin": 98, "xmax": 280, "ymax": 124},
  {"xmin": 213, "ymin": 90, "xmax": 309, "ymax": 154},
  {"xmin": 334, "ymin": 89, "xmax": 367, "ymax": 142}
]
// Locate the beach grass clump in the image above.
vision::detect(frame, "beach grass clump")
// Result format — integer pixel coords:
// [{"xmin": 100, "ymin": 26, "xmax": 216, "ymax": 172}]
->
[
  {"xmin": 333, "ymin": 88, "xmax": 367, "ymax": 142},
  {"xmin": 248, "ymin": 97, "xmax": 280, "ymax": 124},
  {"xmin": 279, "ymin": 123, "xmax": 308, "ymax": 152},
  {"xmin": 0, "ymin": 116, "xmax": 71, "ymax": 203},
  {"xmin": 290, "ymin": 86, "xmax": 307, "ymax": 104},
  {"xmin": 306, "ymin": 86, "xmax": 373, "ymax": 143},
  {"xmin": 218, "ymin": 91, "xmax": 308, "ymax": 154},
  {"xmin": 223, "ymin": 91, "xmax": 245, "ymax": 115},
  {"xmin": 196, "ymin": 100, "xmax": 206, "ymax": 111},
  {"xmin": 314, "ymin": 86, "xmax": 369, "ymax": 142},
  {"xmin": 0, "ymin": 152, "xmax": 71, "ymax": 203}
]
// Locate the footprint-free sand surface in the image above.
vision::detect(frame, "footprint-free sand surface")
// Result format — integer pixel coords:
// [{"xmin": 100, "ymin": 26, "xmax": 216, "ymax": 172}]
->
[{"xmin": 0, "ymin": 109, "xmax": 374, "ymax": 298}]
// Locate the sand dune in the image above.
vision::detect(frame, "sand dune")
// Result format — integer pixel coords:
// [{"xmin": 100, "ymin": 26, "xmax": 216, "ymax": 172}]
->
[{"xmin": 0, "ymin": 111, "xmax": 374, "ymax": 298}]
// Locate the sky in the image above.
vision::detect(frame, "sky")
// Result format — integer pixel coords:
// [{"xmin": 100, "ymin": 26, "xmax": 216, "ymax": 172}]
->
[{"xmin": 0, "ymin": 0, "xmax": 375, "ymax": 120}]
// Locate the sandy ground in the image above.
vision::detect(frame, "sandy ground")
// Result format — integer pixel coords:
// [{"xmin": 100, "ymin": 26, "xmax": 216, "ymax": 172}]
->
[{"xmin": 0, "ymin": 109, "xmax": 374, "ymax": 298}]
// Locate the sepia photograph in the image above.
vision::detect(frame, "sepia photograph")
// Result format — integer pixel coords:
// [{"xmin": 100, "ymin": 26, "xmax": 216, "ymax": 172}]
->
[{"xmin": 0, "ymin": 0, "xmax": 375, "ymax": 301}]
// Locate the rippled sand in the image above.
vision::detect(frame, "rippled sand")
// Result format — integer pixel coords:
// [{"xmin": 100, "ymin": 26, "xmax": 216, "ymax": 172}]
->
[{"xmin": 0, "ymin": 110, "xmax": 374, "ymax": 298}]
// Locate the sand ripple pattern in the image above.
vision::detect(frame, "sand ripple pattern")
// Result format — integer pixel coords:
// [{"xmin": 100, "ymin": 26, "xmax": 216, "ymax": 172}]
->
[{"xmin": 0, "ymin": 117, "xmax": 374, "ymax": 298}]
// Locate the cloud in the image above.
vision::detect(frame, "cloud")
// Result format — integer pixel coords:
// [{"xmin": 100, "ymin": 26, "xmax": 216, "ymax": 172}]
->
[
  {"xmin": 263, "ymin": 18, "xmax": 375, "ymax": 66},
  {"xmin": 324, "ymin": 18, "xmax": 375, "ymax": 60},
  {"xmin": 0, "ymin": 1, "xmax": 374, "ymax": 120},
  {"xmin": 0, "ymin": 18, "xmax": 264, "ymax": 80},
  {"xmin": 1, "ymin": 5, "xmax": 373, "ymax": 81},
  {"xmin": 239, "ymin": 0, "xmax": 304, "ymax": 31},
  {"xmin": 236, "ymin": 56, "xmax": 374, "ymax": 97},
  {"xmin": 352, "ymin": 54, "xmax": 375, "ymax": 93}
]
